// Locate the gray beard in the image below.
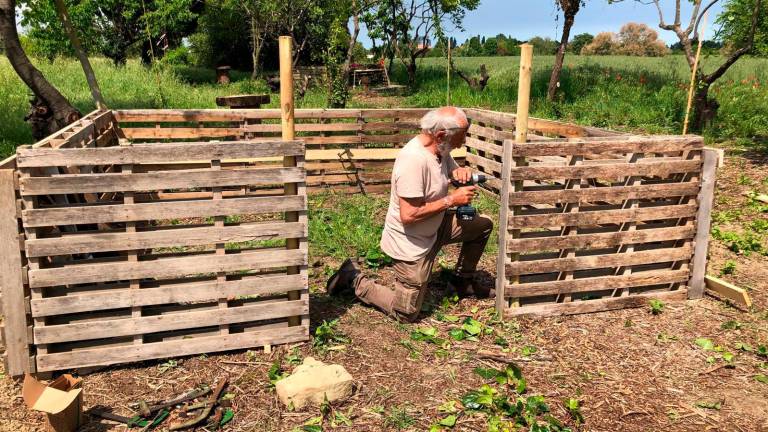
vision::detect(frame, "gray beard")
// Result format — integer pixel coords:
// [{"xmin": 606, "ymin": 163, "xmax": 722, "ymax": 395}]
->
[{"xmin": 437, "ymin": 141, "xmax": 452, "ymax": 158}]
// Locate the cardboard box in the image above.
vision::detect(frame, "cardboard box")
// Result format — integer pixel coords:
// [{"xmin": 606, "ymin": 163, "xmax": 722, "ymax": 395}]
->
[{"xmin": 23, "ymin": 374, "xmax": 84, "ymax": 432}]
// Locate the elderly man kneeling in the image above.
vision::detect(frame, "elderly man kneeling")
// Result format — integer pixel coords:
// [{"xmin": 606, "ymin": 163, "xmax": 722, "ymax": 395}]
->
[{"xmin": 326, "ymin": 106, "xmax": 493, "ymax": 322}]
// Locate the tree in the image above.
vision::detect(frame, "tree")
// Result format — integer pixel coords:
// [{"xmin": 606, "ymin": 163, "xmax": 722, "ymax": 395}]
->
[
  {"xmin": 716, "ymin": 0, "xmax": 768, "ymax": 56},
  {"xmin": 581, "ymin": 31, "xmax": 614, "ymax": 54},
  {"xmin": 528, "ymin": 36, "xmax": 559, "ymax": 55},
  {"xmin": 639, "ymin": 0, "xmax": 764, "ymax": 129},
  {"xmin": 569, "ymin": 32, "xmax": 593, "ymax": 53},
  {"xmin": 364, "ymin": 0, "xmax": 479, "ymax": 87},
  {"xmin": 19, "ymin": 0, "xmax": 202, "ymax": 65},
  {"xmin": 615, "ymin": 22, "xmax": 668, "ymax": 56},
  {"xmin": 0, "ymin": 0, "xmax": 81, "ymax": 139},
  {"xmin": 548, "ymin": 0, "xmax": 584, "ymax": 101},
  {"xmin": 53, "ymin": 0, "xmax": 106, "ymax": 109}
]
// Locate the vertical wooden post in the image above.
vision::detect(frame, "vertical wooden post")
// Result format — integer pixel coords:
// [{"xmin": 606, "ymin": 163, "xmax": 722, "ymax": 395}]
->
[
  {"xmin": 0, "ymin": 170, "xmax": 30, "ymax": 376},
  {"xmin": 689, "ymin": 148, "xmax": 717, "ymax": 298},
  {"xmin": 515, "ymin": 44, "xmax": 533, "ymax": 144},
  {"xmin": 119, "ymin": 138, "xmax": 143, "ymax": 344},
  {"xmin": 509, "ymin": 43, "xmax": 533, "ymax": 309},
  {"xmin": 495, "ymin": 140, "xmax": 513, "ymax": 316},
  {"xmin": 446, "ymin": 38, "xmax": 451, "ymax": 106},
  {"xmin": 280, "ymin": 36, "xmax": 304, "ymax": 328}
]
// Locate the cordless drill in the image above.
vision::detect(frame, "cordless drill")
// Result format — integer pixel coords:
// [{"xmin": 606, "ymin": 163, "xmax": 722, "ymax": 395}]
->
[{"xmin": 450, "ymin": 173, "xmax": 486, "ymax": 221}]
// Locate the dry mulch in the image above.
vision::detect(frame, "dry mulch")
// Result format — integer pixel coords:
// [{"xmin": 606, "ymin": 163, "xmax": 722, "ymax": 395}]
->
[{"xmin": 1, "ymin": 152, "xmax": 766, "ymax": 432}]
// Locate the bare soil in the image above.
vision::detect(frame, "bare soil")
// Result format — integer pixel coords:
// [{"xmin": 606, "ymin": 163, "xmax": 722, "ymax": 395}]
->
[{"xmin": 1, "ymin": 152, "xmax": 766, "ymax": 432}]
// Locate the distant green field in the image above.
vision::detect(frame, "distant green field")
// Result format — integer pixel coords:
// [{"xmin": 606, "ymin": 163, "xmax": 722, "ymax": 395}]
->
[
  {"xmin": 1, "ymin": 54, "xmax": 767, "ymax": 157},
  {"xmin": 405, "ymin": 55, "xmax": 768, "ymax": 143}
]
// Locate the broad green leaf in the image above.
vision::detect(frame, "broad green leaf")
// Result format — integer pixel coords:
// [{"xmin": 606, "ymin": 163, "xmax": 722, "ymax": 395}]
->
[
  {"xmin": 462, "ymin": 318, "xmax": 483, "ymax": 336},
  {"xmin": 695, "ymin": 400, "xmax": 722, "ymax": 410},
  {"xmin": 473, "ymin": 367, "xmax": 501, "ymax": 380},
  {"xmin": 755, "ymin": 374, "xmax": 768, "ymax": 384},
  {"xmin": 695, "ymin": 338, "xmax": 714, "ymax": 351},
  {"xmin": 449, "ymin": 329, "xmax": 466, "ymax": 341},
  {"xmin": 443, "ymin": 315, "xmax": 460, "ymax": 323},
  {"xmin": 438, "ymin": 414, "xmax": 457, "ymax": 427}
]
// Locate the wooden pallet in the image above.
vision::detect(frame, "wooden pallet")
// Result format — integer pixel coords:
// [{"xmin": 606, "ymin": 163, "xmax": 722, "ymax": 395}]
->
[
  {"xmin": 15, "ymin": 138, "xmax": 309, "ymax": 372},
  {"xmin": 495, "ymin": 134, "xmax": 708, "ymax": 317}
]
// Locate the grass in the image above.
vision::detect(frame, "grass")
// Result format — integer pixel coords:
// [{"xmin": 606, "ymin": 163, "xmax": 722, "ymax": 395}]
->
[
  {"xmin": 407, "ymin": 55, "xmax": 768, "ymax": 145},
  {"xmin": 3, "ymin": 54, "xmax": 768, "ymax": 157}
]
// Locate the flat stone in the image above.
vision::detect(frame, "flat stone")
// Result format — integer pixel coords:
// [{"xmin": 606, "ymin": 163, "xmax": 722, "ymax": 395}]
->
[{"xmin": 275, "ymin": 357, "xmax": 354, "ymax": 409}]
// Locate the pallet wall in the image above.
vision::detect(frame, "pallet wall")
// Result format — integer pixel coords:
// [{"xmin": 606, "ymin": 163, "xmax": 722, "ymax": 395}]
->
[
  {"xmin": 496, "ymin": 135, "xmax": 707, "ymax": 317},
  {"xmin": 1, "ymin": 109, "xmax": 117, "ymax": 376},
  {"xmin": 113, "ymin": 108, "xmax": 432, "ymax": 193},
  {"xmin": 15, "ymin": 138, "xmax": 309, "ymax": 372}
]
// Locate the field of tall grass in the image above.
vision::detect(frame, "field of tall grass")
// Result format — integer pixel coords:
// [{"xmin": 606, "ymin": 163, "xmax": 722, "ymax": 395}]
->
[
  {"xmin": 409, "ymin": 55, "xmax": 768, "ymax": 142},
  {"xmin": 1, "ymin": 54, "xmax": 767, "ymax": 157}
]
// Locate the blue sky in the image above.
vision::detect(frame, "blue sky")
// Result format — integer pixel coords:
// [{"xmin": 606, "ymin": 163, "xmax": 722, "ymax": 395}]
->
[{"xmin": 357, "ymin": 0, "xmax": 724, "ymax": 47}]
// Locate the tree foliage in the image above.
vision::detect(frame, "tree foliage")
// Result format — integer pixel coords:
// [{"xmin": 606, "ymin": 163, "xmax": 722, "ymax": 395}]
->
[
  {"xmin": 716, "ymin": 0, "xmax": 768, "ymax": 56},
  {"xmin": 364, "ymin": 0, "xmax": 479, "ymax": 86},
  {"xmin": 19, "ymin": 0, "xmax": 203, "ymax": 64},
  {"xmin": 580, "ymin": 23, "xmax": 668, "ymax": 56},
  {"xmin": 569, "ymin": 33, "xmax": 594, "ymax": 53}
]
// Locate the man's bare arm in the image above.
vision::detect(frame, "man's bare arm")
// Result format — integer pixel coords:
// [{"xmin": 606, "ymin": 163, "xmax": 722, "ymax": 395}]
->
[{"xmin": 399, "ymin": 186, "xmax": 476, "ymax": 226}]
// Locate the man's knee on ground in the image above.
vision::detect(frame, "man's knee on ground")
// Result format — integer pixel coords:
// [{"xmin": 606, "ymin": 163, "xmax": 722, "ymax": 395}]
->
[
  {"xmin": 392, "ymin": 283, "xmax": 424, "ymax": 316},
  {"xmin": 473, "ymin": 214, "xmax": 494, "ymax": 238}
]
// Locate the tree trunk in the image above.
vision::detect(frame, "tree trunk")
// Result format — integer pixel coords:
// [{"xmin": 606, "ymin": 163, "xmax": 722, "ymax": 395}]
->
[
  {"xmin": 406, "ymin": 56, "xmax": 417, "ymax": 87},
  {"xmin": 0, "ymin": 0, "xmax": 81, "ymax": 140},
  {"xmin": 53, "ymin": 0, "xmax": 107, "ymax": 109},
  {"xmin": 547, "ymin": 11, "xmax": 576, "ymax": 101},
  {"xmin": 342, "ymin": 2, "xmax": 360, "ymax": 86},
  {"xmin": 691, "ymin": 82, "xmax": 718, "ymax": 131}
]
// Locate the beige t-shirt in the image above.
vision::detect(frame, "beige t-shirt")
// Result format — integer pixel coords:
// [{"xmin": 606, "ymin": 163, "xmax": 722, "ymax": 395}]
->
[{"xmin": 380, "ymin": 137, "xmax": 458, "ymax": 261}]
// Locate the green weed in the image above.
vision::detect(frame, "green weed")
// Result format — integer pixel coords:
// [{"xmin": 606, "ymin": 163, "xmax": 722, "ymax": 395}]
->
[
  {"xmin": 721, "ymin": 260, "xmax": 737, "ymax": 275},
  {"xmin": 649, "ymin": 299, "xmax": 665, "ymax": 315},
  {"xmin": 313, "ymin": 319, "xmax": 350, "ymax": 354},
  {"xmin": 384, "ymin": 405, "xmax": 415, "ymax": 430}
]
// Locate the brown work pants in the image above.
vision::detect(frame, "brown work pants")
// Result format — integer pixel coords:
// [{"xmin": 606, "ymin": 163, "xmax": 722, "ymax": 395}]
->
[{"xmin": 352, "ymin": 212, "xmax": 493, "ymax": 321}]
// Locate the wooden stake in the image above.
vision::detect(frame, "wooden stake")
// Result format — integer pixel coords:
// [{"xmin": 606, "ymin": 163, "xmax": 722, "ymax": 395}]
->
[
  {"xmin": 508, "ymin": 43, "xmax": 533, "ymax": 309},
  {"xmin": 683, "ymin": 11, "xmax": 708, "ymax": 135},
  {"xmin": 0, "ymin": 169, "xmax": 30, "ymax": 376},
  {"xmin": 515, "ymin": 44, "xmax": 533, "ymax": 144},
  {"xmin": 447, "ymin": 38, "xmax": 451, "ymax": 106},
  {"xmin": 689, "ymin": 148, "xmax": 717, "ymax": 299},
  {"xmin": 279, "ymin": 36, "xmax": 303, "ymax": 328},
  {"xmin": 53, "ymin": 0, "xmax": 106, "ymax": 110}
]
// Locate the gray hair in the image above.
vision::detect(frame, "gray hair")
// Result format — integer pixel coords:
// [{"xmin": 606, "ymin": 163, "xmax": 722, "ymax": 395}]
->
[{"xmin": 420, "ymin": 107, "xmax": 468, "ymax": 139}]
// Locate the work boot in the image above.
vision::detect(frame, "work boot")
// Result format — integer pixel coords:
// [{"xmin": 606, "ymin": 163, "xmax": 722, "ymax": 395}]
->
[
  {"xmin": 448, "ymin": 273, "xmax": 494, "ymax": 299},
  {"xmin": 326, "ymin": 258, "xmax": 361, "ymax": 296}
]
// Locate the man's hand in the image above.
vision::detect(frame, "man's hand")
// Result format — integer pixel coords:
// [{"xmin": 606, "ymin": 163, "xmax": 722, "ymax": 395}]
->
[
  {"xmin": 451, "ymin": 167, "xmax": 473, "ymax": 184},
  {"xmin": 449, "ymin": 186, "xmax": 476, "ymax": 206}
]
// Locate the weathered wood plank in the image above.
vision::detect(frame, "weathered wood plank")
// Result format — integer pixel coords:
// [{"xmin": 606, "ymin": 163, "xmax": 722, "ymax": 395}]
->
[
  {"xmin": 506, "ymin": 269, "xmax": 690, "ymax": 297},
  {"xmin": 23, "ymin": 195, "xmax": 306, "ymax": 227},
  {"xmin": 465, "ymin": 153, "xmax": 502, "ymax": 173},
  {"xmin": 509, "ymin": 160, "xmax": 701, "ymax": 181},
  {"xmin": 30, "ymin": 274, "xmax": 305, "ymax": 317},
  {"xmin": 20, "ymin": 167, "xmax": 305, "ymax": 195},
  {"xmin": 29, "ymin": 248, "xmax": 307, "ymax": 288},
  {"xmin": 508, "ymin": 182, "xmax": 700, "ymax": 205},
  {"xmin": 504, "ymin": 288, "xmax": 687, "ymax": 318},
  {"xmin": 505, "ymin": 245, "xmax": 692, "ymax": 275},
  {"xmin": 0, "ymin": 170, "xmax": 30, "ymax": 376},
  {"xmin": 507, "ymin": 226, "xmax": 696, "ymax": 253},
  {"xmin": 35, "ymin": 299, "xmax": 308, "ymax": 344},
  {"xmin": 508, "ymin": 203, "xmax": 698, "ymax": 228},
  {"xmin": 510, "ymin": 136, "xmax": 704, "ymax": 157},
  {"xmin": 704, "ymin": 274, "xmax": 752, "ymax": 309},
  {"xmin": 465, "ymin": 136, "xmax": 504, "ymax": 157},
  {"xmin": 26, "ymin": 221, "xmax": 306, "ymax": 257},
  {"xmin": 468, "ymin": 124, "xmax": 515, "ymax": 142},
  {"xmin": 16, "ymin": 140, "xmax": 305, "ymax": 167},
  {"xmin": 36, "ymin": 324, "xmax": 309, "ymax": 372},
  {"xmin": 689, "ymin": 149, "xmax": 717, "ymax": 299}
]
